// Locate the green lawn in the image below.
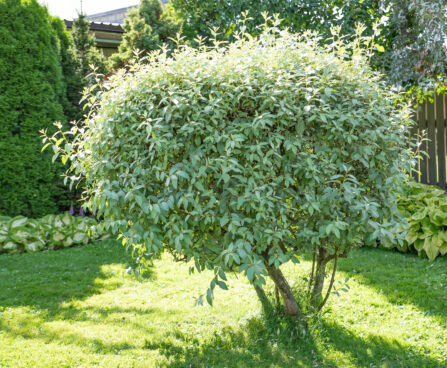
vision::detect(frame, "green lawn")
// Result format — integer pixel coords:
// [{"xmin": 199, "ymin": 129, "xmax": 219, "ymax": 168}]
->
[{"xmin": 0, "ymin": 241, "xmax": 446, "ymax": 368}]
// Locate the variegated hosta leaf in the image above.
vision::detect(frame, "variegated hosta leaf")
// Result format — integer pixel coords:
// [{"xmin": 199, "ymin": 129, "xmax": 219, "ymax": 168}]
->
[
  {"xmin": 0, "ymin": 212, "xmax": 108, "ymax": 254},
  {"xmin": 9, "ymin": 228, "xmax": 32, "ymax": 243},
  {"xmin": 383, "ymin": 182, "xmax": 447, "ymax": 259},
  {"xmin": 0, "ymin": 216, "xmax": 11, "ymax": 223},
  {"xmin": 4, "ymin": 241, "xmax": 18, "ymax": 251},
  {"xmin": 9, "ymin": 216, "xmax": 28, "ymax": 229},
  {"xmin": 61, "ymin": 213, "xmax": 73, "ymax": 226}
]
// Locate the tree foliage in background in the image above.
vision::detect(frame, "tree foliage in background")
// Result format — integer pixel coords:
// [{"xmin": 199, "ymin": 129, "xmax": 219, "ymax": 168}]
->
[
  {"xmin": 109, "ymin": 0, "xmax": 180, "ymax": 69},
  {"xmin": 170, "ymin": 0, "xmax": 447, "ymax": 93},
  {"xmin": 171, "ymin": 0, "xmax": 381, "ymax": 44},
  {"xmin": 0, "ymin": 0, "xmax": 70, "ymax": 217},
  {"xmin": 48, "ymin": 16, "xmax": 86, "ymax": 212},
  {"xmin": 384, "ymin": 0, "xmax": 447, "ymax": 93},
  {"xmin": 46, "ymin": 21, "xmax": 414, "ymax": 320},
  {"xmin": 71, "ymin": 12, "xmax": 107, "ymax": 85}
]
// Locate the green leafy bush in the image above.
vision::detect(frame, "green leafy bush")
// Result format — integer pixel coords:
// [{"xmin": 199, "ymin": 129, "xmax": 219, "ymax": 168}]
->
[
  {"xmin": 0, "ymin": 213, "xmax": 108, "ymax": 254},
  {"xmin": 381, "ymin": 182, "xmax": 447, "ymax": 260},
  {"xmin": 45, "ymin": 23, "xmax": 414, "ymax": 320}
]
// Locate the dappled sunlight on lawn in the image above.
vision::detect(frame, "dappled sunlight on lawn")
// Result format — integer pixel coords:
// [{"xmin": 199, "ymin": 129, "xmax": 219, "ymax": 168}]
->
[{"xmin": 0, "ymin": 242, "xmax": 446, "ymax": 367}]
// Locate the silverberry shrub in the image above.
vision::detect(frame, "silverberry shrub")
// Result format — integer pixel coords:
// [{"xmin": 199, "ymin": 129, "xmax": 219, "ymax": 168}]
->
[{"xmin": 46, "ymin": 23, "xmax": 414, "ymax": 320}]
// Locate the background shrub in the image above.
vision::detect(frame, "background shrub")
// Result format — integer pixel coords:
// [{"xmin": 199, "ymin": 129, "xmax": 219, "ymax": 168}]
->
[
  {"xmin": 50, "ymin": 16, "xmax": 84, "ymax": 123},
  {"xmin": 71, "ymin": 13, "xmax": 108, "ymax": 87},
  {"xmin": 48, "ymin": 23, "xmax": 414, "ymax": 319}
]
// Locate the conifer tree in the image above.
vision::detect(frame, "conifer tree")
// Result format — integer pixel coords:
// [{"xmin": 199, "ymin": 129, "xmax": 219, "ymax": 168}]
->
[
  {"xmin": 71, "ymin": 12, "xmax": 107, "ymax": 83},
  {"xmin": 50, "ymin": 16, "xmax": 84, "ymax": 122},
  {"xmin": 110, "ymin": 0, "xmax": 180, "ymax": 69},
  {"xmin": 0, "ymin": 0, "xmax": 67, "ymax": 216}
]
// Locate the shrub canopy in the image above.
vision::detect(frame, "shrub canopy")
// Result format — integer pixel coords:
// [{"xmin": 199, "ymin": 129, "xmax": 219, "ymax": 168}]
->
[{"xmin": 50, "ymin": 24, "xmax": 414, "ymax": 316}]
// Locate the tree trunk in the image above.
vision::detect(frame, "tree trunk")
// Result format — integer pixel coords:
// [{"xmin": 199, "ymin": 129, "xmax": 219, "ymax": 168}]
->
[
  {"xmin": 267, "ymin": 266, "xmax": 304, "ymax": 321},
  {"xmin": 310, "ymin": 248, "xmax": 327, "ymax": 308}
]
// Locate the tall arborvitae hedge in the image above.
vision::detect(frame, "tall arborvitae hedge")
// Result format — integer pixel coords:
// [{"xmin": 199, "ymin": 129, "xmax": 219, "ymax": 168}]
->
[
  {"xmin": 50, "ymin": 16, "xmax": 84, "ymax": 123},
  {"xmin": 0, "ymin": 0, "xmax": 69, "ymax": 217}
]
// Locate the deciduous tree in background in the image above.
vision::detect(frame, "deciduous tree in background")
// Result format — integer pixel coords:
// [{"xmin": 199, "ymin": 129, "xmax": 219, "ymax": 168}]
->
[
  {"xmin": 170, "ymin": 0, "xmax": 447, "ymax": 93},
  {"xmin": 384, "ymin": 0, "xmax": 447, "ymax": 92}
]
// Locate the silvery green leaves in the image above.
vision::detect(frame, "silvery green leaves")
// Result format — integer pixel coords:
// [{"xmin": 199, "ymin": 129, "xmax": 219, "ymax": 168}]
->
[
  {"xmin": 380, "ymin": 182, "xmax": 447, "ymax": 260},
  {"xmin": 43, "ymin": 24, "xmax": 413, "ymax": 313},
  {"xmin": 0, "ymin": 213, "xmax": 108, "ymax": 254},
  {"xmin": 386, "ymin": 0, "xmax": 447, "ymax": 91}
]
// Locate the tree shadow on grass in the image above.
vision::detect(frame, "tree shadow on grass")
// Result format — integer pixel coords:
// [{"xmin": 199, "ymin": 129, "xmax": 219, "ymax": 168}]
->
[
  {"xmin": 144, "ymin": 315, "xmax": 326, "ymax": 368},
  {"xmin": 320, "ymin": 319, "xmax": 442, "ymax": 368},
  {"xmin": 0, "ymin": 303, "xmax": 441, "ymax": 367},
  {"xmin": 0, "ymin": 239, "xmax": 153, "ymax": 312},
  {"xmin": 337, "ymin": 247, "xmax": 447, "ymax": 322},
  {"xmin": 144, "ymin": 314, "xmax": 442, "ymax": 368}
]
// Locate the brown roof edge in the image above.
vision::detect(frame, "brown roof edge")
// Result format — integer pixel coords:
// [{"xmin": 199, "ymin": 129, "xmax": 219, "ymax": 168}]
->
[{"xmin": 64, "ymin": 19, "xmax": 124, "ymax": 34}]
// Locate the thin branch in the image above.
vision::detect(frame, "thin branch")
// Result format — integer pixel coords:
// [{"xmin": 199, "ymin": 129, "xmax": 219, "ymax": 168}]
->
[
  {"xmin": 318, "ymin": 253, "xmax": 338, "ymax": 312},
  {"xmin": 307, "ymin": 245, "xmax": 316, "ymax": 295}
]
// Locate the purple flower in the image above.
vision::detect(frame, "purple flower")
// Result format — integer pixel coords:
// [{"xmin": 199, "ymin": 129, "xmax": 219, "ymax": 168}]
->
[
  {"xmin": 79, "ymin": 208, "xmax": 85, "ymax": 217},
  {"xmin": 69, "ymin": 207, "xmax": 75, "ymax": 215}
]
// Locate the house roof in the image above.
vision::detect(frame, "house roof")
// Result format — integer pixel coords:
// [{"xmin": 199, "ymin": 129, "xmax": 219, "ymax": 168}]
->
[
  {"xmin": 64, "ymin": 20, "xmax": 124, "ymax": 34},
  {"xmin": 85, "ymin": 5, "xmax": 138, "ymax": 20}
]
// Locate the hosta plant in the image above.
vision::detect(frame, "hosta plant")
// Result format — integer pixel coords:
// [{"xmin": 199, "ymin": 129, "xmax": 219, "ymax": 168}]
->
[
  {"xmin": 381, "ymin": 182, "xmax": 447, "ymax": 260},
  {"xmin": 44, "ymin": 21, "xmax": 414, "ymax": 321},
  {"xmin": 0, "ymin": 213, "xmax": 108, "ymax": 254}
]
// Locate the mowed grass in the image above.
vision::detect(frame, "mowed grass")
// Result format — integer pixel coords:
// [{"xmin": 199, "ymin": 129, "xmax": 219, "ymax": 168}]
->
[{"xmin": 0, "ymin": 240, "xmax": 446, "ymax": 368}]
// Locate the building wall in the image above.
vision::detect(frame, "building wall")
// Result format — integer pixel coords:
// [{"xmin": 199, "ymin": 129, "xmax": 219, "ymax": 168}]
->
[
  {"xmin": 64, "ymin": 20, "xmax": 124, "ymax": 58},
  {"xmin": 92, "ymin": 30, "xmax": 122, "ymax": 57}
]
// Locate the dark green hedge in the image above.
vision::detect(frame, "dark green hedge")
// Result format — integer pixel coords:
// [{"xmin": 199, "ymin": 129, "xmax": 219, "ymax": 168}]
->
[{"xmin": 0, "ymin": 0, "xmax": 74, "ymax": 217}]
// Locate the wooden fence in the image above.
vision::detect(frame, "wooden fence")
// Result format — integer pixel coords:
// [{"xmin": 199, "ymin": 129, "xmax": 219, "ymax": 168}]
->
[{"xmin": 412, "ymin": 92, "xmax": 447, "ymax": 189}]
